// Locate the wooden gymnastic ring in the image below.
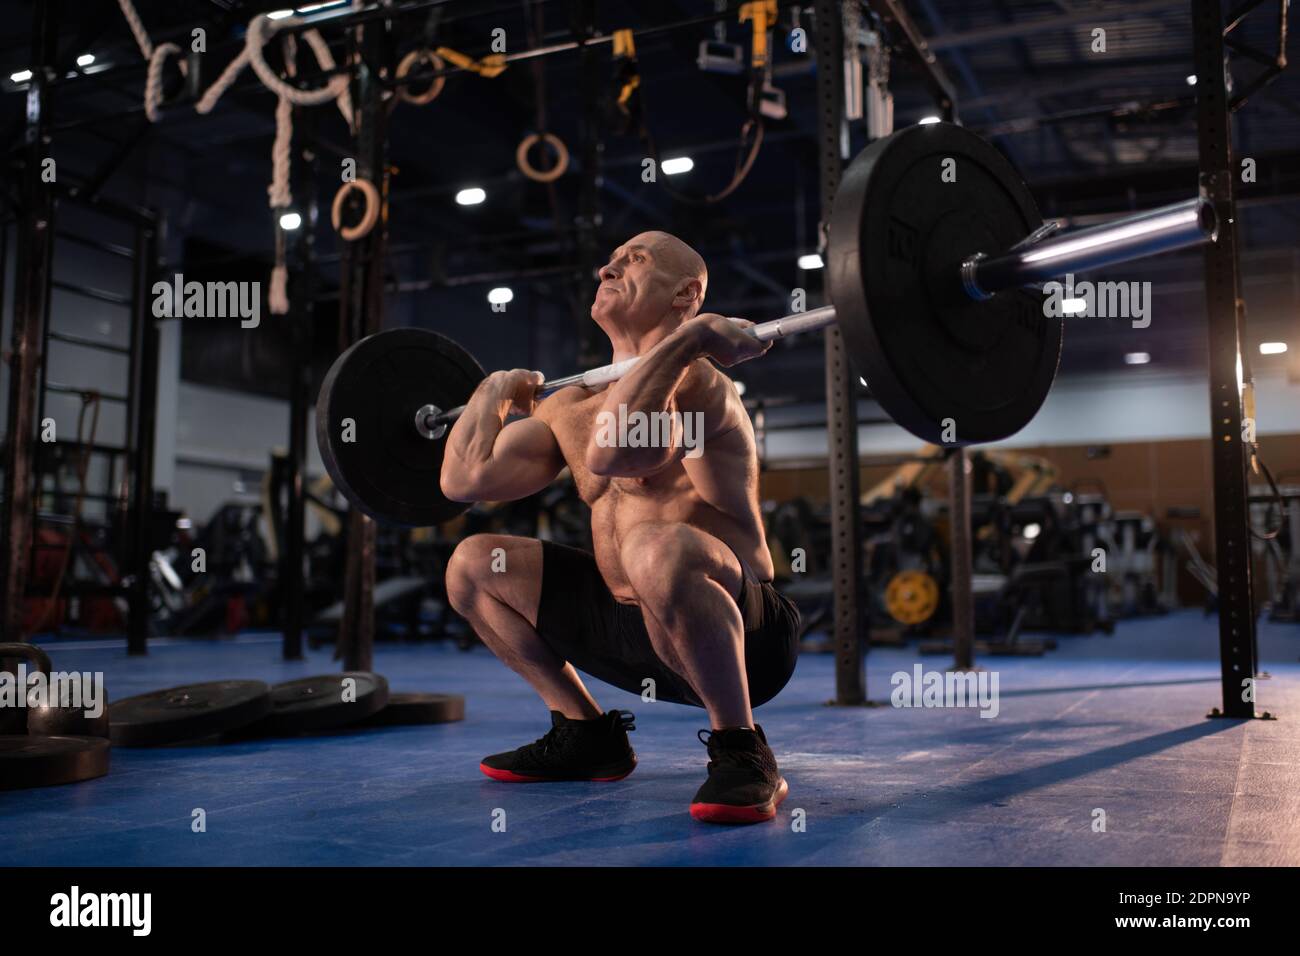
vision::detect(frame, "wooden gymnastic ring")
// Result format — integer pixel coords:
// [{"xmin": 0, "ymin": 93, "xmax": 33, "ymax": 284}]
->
[
  {"xmin": 515, "ymin": 132, "xmax": 569, "ymax": 183},
  {"xmin": 396, "ymin": 49, "xmax": 446, "ymax": 105},
  {"xmin": 331, "ymin": 179, "xmax": 380, "ymax": 241}
]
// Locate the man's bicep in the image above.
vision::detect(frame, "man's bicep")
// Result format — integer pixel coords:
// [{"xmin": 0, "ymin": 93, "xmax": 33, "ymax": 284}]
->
[
  {"xmin": 676, "ymin": 368, "xmax": 753, "ymax": 488},
  {"xmin": 675, "ymin": 364, "xmax": 744, "ymax": 441},
  {"xmin": 495, "ymin": 416, "xmax": 565, "ymax": 474}
]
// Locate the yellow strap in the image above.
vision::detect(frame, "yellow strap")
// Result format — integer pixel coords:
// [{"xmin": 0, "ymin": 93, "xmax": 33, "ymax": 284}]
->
[
  {"xmin": 435, "ymin": 46, "xmax": 474, "ymax": 69},
  {"xmin": 617, "ymin": 74, "xmax": 640, "ymax": 110},
  {"xmin": 612, "ymin": 28, "xmax": 636, "ymax": 59},
  {"xmin": 478, "ymin": 54, "xmax": 507, "ymax": 77},
  {"xmin": 739, "ymin": 0, "xmax": 778, "ymax": 68},
  {"xmin": 435, "ymin": 46, "xmax": 508, "ymax": 78}
]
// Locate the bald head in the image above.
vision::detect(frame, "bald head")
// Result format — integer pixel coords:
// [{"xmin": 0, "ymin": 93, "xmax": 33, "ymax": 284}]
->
[
  {"xmin": 640, "ymin": 231, "xmax": 708, "ymax": 316},
  {"xmin": 591, "ymin": 230, "xmax": 710, "ymax": 346}
]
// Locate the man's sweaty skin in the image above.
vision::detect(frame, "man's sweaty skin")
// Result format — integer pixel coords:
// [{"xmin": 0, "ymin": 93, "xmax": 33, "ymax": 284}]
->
[{"xmin": 440, "ymin": 230, "xmax": 775, "ymax": 730}]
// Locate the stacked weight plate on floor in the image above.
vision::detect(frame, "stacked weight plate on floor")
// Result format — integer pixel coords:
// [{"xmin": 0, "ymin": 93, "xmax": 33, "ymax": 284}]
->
[
  {"xmin": 107, "ymin": 675, "xmax": 464, "ymax": 745},
  {"xmin": 109, "ymin": 680, "xmax": 273, "ymax": 746},
  {"xmin": 362, "ymin": 692, "xmax": 466, "ymax": 727},
  {"xmin": 827, "ymin": 122, "xmax": 1062, "ymax": 445},
  {"xmin": 250, "ymin": 676, "xmax": 465, "ymax": 732},
  {"xmin": 241, "ymin": 681, "xmax": 470, "ymax": 733},
  {"xmin": 315, "ymin": 328, "xmax": 486, "ymax": 527},
  {"xmin": 0, "ymin": 736, "xmax": 111, "ymax": 790},
  {"xmin": 251, "ymin": 672, "xmax": 390, "ymax": 735}
]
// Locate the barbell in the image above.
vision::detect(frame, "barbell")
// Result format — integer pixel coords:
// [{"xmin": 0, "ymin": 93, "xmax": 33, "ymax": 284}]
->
[{"xmin": 315, "ymin": 122, "xmax": 1219, "ymax": 527}]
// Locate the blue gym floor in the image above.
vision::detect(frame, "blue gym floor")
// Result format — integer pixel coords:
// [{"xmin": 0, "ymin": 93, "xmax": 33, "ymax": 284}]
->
[{"xmin": 3, "ymin": 609, "xmax": 1299, "ymax": 867}]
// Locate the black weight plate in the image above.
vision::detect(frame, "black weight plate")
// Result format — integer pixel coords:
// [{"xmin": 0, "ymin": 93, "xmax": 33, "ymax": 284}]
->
[
  {"xmin": 257, "ymin": 672, "xmax": 389, "ymax": 735},
  {"xmin": 0, "ymin": 735, "xmax": 110, "ymax": 790},
  {"xmin": 828, "ymin": 122, "xmax": 1062, "ymax": 445},
  {"xmin": 362, "ymin": 692, "xmax": 465, "ymax": 727},
  {"xmin": 316, "ymin": 328, "xmax": 486, "ymax": 526},
  {"xmin": 110, "ymin": 680, "xmax": 273, "ymax": 747}
]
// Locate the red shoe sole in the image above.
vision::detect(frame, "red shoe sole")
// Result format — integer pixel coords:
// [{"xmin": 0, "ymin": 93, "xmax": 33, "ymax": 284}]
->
[
  {"xmin": 478, "ymin": 763, "xmax": 635, "ymax": 783},
  {"xmin": 690, "ymin": 777, "xmax": 789, "ymax": 825}
]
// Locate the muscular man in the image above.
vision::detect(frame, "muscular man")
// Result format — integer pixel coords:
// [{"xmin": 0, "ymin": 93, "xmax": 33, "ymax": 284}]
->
[{"xmin": 441, "ymin": 231, "xmax": 800, "ymax": 825}]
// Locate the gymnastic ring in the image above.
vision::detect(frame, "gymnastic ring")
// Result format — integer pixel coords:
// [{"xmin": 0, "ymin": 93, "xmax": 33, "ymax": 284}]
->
[
  {"xmin": 396, "ymin": 49, "xmax": 446, "ymax": 105},
  {"xmin": 331, "ymin": 179, "xmax": 381, "ymax": 241},
  {"xmin": 516, "ymin": 132, "xmax": 569, "ymax": 183}
]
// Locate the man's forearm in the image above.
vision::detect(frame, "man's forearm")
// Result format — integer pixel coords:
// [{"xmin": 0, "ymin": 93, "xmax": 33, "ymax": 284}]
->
[
  {"xmin": 442, "ymin": 370, "xmax": 562, "ymax": 502},
  {"xmin": 445, "ymin": 385, "xmax": 508, "ymax": 473},
  {"xmin": 587, "ymin": 325, "xmax": 703, "ymax": 476},
  {"xmin": 599, "ymin": 325, "xmax": 702, "ymax": 419}
]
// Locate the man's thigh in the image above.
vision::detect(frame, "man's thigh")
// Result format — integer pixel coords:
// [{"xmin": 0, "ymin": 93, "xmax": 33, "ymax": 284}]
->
[{"xmin": 533, "ymin": 541, "xmax": 702, "ymax": 706}]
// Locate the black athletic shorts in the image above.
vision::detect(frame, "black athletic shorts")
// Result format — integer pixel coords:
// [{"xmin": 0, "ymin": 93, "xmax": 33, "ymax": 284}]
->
[{"xmin": 534, "ymin": 539, "xmax": 801, "ymax": 708}]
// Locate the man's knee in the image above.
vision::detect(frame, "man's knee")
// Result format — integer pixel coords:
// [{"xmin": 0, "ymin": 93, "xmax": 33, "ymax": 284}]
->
[
  {"xmin": 445, "ymin": 534, "xmax": 537, "ymax": 612},
  {"xmin": 445, "ymin": 535, "xmax": 495, "ymax": 610}
]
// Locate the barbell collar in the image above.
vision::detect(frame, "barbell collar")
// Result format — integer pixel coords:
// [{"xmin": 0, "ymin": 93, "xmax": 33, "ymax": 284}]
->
[
  {"xmin": 415, "ymin": 403, "xmax": 447, "ymax": 440},
  {"xmin": 965, "ymin": 196, "xmax": 1217, "ymax": 299}
]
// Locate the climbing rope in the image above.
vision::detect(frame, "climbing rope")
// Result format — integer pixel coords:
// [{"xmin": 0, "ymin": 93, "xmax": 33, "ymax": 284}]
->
[{"xmin": 115, "ymin": 0, "xmax": 363, "ymax": 314}]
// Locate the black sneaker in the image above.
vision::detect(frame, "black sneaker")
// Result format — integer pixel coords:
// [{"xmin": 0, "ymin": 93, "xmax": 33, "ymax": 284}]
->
[
  {"xmin": 479, "ymin": 710, "xmax": 637, "ymax": 782},
  {"xmin": 690, "ymin": 725, "xmax": 788, "ymax": 824}
]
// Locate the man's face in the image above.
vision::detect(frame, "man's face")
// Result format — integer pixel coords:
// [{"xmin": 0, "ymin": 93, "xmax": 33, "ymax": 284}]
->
[{"xmin": 591, "ymin": 234, "xmax": 680, "ymax": 331}]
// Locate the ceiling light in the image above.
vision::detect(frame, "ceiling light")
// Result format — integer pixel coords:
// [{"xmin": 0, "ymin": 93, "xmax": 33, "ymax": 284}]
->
[
  {"xmin": 661, "ymin": 156, "xmax": 694, "ymax": 175},
  {"xmin": 455, "ymin": 187, "xmax": 486, "ymax": 205}
]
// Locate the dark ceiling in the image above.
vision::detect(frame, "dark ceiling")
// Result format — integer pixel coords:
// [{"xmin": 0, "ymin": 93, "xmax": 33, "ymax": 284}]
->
[{"xmin": 2, "ymin": 0, "xmax": 1297, "ymax": 406}]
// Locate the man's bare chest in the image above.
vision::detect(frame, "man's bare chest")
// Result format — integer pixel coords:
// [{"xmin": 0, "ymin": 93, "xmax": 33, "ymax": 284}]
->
[{"xmin": 544, "ymin": 391, "xmax": 684, "ymax": 505}]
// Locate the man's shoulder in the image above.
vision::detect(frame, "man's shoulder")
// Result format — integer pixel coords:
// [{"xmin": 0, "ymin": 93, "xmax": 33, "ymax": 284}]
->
[
  {"xmin": 679, "ymin": 358, "xmax": 743, "ymax": 407},
  {"xmin": 535, "ymin": 385, "xmax": 593, "ymax": 421}
]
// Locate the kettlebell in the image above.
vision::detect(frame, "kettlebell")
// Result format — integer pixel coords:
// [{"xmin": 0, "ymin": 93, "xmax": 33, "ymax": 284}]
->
[
  {"xmin": 0, "ymin": 642, "xmax": 111, "ymax": 738},
  {"xmin": 0, "ymin": 642, "xmax": 53, "ymax": 735}
]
